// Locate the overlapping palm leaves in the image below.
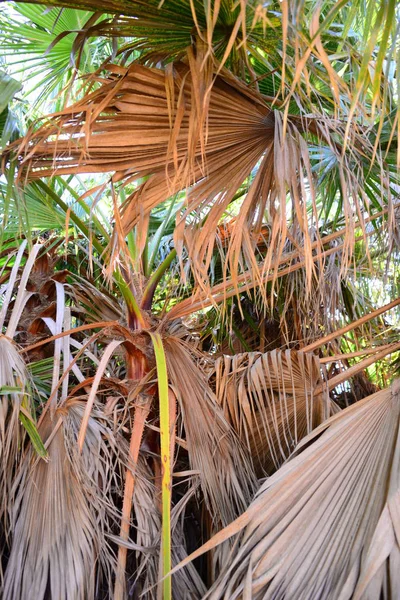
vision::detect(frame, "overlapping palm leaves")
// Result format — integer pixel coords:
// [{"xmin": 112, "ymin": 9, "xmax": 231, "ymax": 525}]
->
[
  {"xmin": 0, "ymin": 180, "xmax": 260, "ymax": 598},
  {"xmin": 8, "ymin": 56, "xmax": 395, "ymax": 317},
  {"xmin": 1, "ymin": 0, "xmax": 400, "ymax": 598},
  {"xmin": 0, "ymin": 4, "xmax": 114, "ymax": 110},
  {"xmin": 0, "ymin": 182, "xmax": 399, "ymax": 599},
  {"xmin": 2, "ymin": 1, "xmax": 280, "ymax": 76},
  {"xmin": 176, "ymin": 380, "xmax": 400, "ymax": 600},
  {"xmin": 3, "ymin": 0, "xmax": 399, "ymax": 327}
]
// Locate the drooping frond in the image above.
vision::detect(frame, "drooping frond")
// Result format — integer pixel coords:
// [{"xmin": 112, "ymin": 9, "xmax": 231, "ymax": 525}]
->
[
  {"xmin": 0, "ymin": 335, "xmax": 28, "ymax": 521},
  {"xmin": 164, "ymin": 335, "xmax": 257, "ymax": 527},
  {"xmin": 4, "ymin": 400, "xmax": 126, "ymax": 600},
  {"xmin": 8, "ymin": 59, "xmax": 389, "ymax": 306},
  {"xmin": 214, "ymin": 349, "xmax": 332, "ymax": 475},
  {"xmin": 1, "ymin": 1, "xmax": 278, "ymax": 78},
  {"xmin": 176, "ymin": 379, "xmax": 400, "ymax": 599}
]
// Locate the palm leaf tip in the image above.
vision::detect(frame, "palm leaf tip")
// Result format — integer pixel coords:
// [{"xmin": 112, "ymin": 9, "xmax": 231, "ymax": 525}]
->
[{"xmin": 181, "ymin": 379, "xmax": 400, "ymax": 599}]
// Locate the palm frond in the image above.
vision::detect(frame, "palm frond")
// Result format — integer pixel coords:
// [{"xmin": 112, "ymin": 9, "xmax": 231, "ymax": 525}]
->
[
  {"xmin": 164, "ymin": 335, "xmax": 257, "ymax": 527},
  {"xmin": 7, "ymin": 60, "xmax": 388, "ymax": 307},
  {"xmin": 0, "ymin": 4, "xmax": 112, "ymax": 110},
  {"xmin": 4, "ymin": 399, "xmax": 126, "ymax": 600},
  {"xmin": 0, "ymin": 335, "xmax": 29, "ymax": 522},
  {"xmin": 214, "ymin": 349, "xmax": 332, "ymax": 475},
  {"xmin": 176, "ymin": 379, "xmax": 400, "ymax": 599},
  {"xmin": 3, "ymin": 1, "xmax": 279, "ymax": 78}
]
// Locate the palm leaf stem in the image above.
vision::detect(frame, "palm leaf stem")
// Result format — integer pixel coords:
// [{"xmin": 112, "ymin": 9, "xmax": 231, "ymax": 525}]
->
[
  {"xmin": 149, "ymin": 332, "xmax": 172, "ymax": 600},
  {"xmin": 303, "ymin": 297, "xmax": 400, "ymax": 353},
  {"xmin": 141, "ymin": 249, "xmax": 177, "ymax": 310}
]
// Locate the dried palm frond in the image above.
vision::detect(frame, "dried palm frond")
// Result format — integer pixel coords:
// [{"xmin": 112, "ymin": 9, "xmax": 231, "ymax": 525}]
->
[
  {"xmin": 0, "ymin": 334, "xmax": 28, "ymax": 521},
  {"xmin": 167, "ymin": 207, "xmax": 391, "ymax": 320},
  {"xmin": 214, "ymin": 349, "xmax": 332, "ymax": 475},
  {"xmin": 303, "ymin": 296, "xmax": 400, "ymax": 354},
  {"xmin": 7, "ymin": 60, "xmax": 380, "ymax": 304},
  {"xmin": 0, "ymin": 243, "xmax": 47, "ymax": 524},
  {"xmin": 4, "ymin": 399, "xmax": 126, "ymax": 600},
  {"xmin": 175, "ymin": 379, "xmax": 400, "ymax": 600},
  {"xmin": 164, "ymin": 335, "xmax": 257, "ymax": 527}
]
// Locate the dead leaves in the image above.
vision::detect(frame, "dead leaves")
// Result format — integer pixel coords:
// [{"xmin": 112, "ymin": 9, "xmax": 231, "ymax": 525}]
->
[
  {"xmin": 164, "ymin": 335, "xmax": 257, "ymax": 527},
  {"xmin": 6, "ymin": 59, "xmax": 330, "ymax": 304},
  {"xmin": 4, "ymin": 400, "xmax": 127, "ymax": 600},
  {"xmin": 214, "ymin": 349, "xmax": 331, "ymax": 475},
  {"xmin": 174, "ymin": 380, "xmax": 400, "ymax": 600},
  {"xmin": 7, "ymin": 51, "xmax": 385, "ymax": 312}
]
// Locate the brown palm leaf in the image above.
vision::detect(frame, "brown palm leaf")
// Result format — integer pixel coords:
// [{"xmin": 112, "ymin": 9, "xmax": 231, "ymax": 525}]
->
[
  {"xmin": 174, "ymin": 379, "xmax": 400, "ymax": 599},
  {"xmin": 4, "ymin": 399, "xmax": 126, "ymax": 600},
  {"xmin": 163, "ymin": 335, "xmax": 257, "ymax": 528},
  {"xmin": 0, "ymin": 335, "xmax": 29, "ymax": 523},
  {"xmin": 214, "ymin": 349, "xmax": 333, "ymax": 475},
  {"xmin": 7, "ymin": 59, "xmax": 375, "ymax": 301}
]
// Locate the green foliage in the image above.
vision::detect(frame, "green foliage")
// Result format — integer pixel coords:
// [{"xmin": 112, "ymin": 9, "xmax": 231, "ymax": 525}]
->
[{"xmin": 0, "ymin": 71, "xmax": 22, "ymax": 148}]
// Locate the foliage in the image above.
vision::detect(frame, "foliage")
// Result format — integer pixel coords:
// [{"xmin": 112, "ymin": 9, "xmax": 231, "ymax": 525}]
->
[{"xmin": 0, "ymin": 0, "xmax": 400, "ymax": 599}]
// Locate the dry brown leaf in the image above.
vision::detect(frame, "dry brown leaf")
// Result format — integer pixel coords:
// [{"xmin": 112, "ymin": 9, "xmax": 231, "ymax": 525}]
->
[
  {"xmin": 7, "ymin": 59, "xmax": 376, "ymax": 305},
  {"xmin": 0, "ymin": 335, "xmax": 28, "ymax": 523},
  {"xmin": 163, "ymin": 335, "xmax": 257, "ymax": 528},
  {"xmin": 172, "ymin": 379, "xmax": 400, "ymax": 600},
  {"xmin": 213, "ymin": 349, "xmax": 332, "ymax": 475},
  {"xmin": 4, "ymin": 400, "xmax": 126, "ymax": 600}
]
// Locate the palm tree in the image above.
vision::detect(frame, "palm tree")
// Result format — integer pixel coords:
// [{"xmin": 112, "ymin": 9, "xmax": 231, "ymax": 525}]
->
[{"xmin": 0, "ymin": 1, "xmax": 400, "ymax": 598}]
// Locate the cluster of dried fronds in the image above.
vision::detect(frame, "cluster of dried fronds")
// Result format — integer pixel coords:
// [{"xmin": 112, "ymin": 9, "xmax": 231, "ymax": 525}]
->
[
  {"xmin": 1, "ymin": 0, "xmax": 400, "ymax": 599},
  {"xmin": 0, "ymin": 238, "xmax": 398, "ymax": 600},
  {"xmin": 179, "ymin": 380, "xmax": 400, "ymax": 599},
  {"xmin": 11, "ymin": 55, "xmax": 390, "ymax": 311}
]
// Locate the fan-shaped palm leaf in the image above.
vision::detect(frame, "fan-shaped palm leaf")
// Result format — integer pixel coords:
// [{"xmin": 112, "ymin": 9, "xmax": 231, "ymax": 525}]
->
[
  {"xmin": 4, "ymin": 399, "xmax": 126, "ymax": 600},
  {"xmin": 0, "ymin": 5, "xmax": 112, "ymax": 110},
  {"xmin": 8, "ymin": 59, "xmax": 383, "ymax": 304},
  {"xmin": 214, "ymin": 349, "xmax": 333, "ymax": 475},
  {"xmin": 175, "ymin": 379, "xmax": 400, "ymax": 599}
]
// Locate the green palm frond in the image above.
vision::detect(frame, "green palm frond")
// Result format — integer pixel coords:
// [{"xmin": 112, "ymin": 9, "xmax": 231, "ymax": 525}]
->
[
  {"xmin": 0, "ymin": 71, "xmax": 22, "ymax": 148},
  {"xmin": 0, "ymin": 4, "xmax": 113, "ymax": 109}
]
